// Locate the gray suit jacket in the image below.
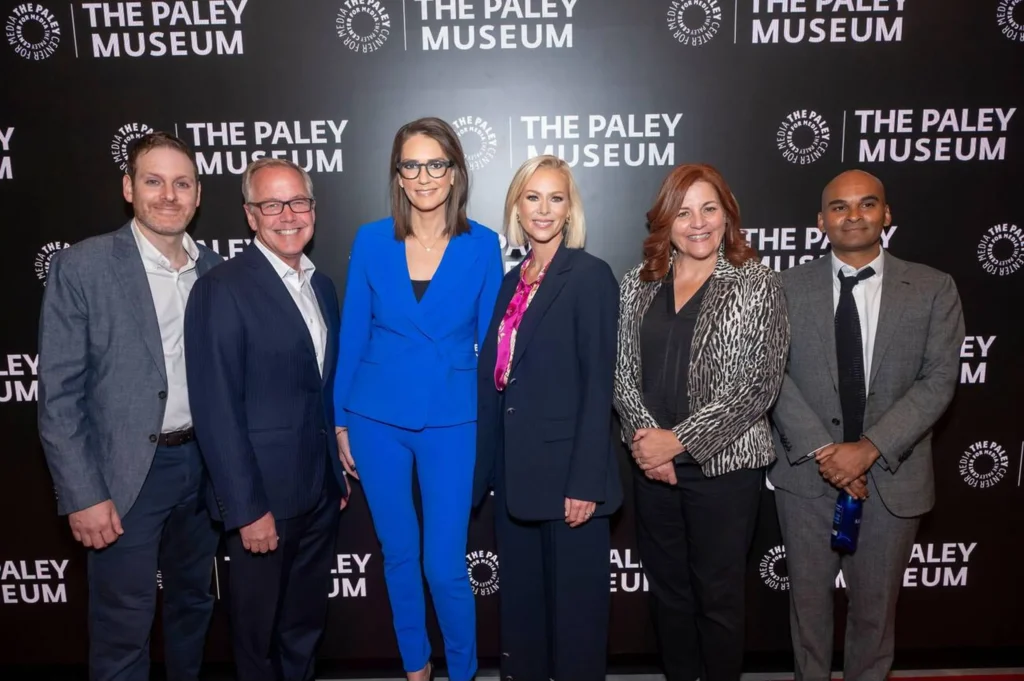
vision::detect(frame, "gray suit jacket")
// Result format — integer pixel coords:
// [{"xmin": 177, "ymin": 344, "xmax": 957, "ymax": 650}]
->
[
  {"xmin": 38, "ymin": 222, "xmax": 222, "ymax": 517},
  {"xmin": 769, "ymin": 251, "xmax": 964, "ymax": 518}
]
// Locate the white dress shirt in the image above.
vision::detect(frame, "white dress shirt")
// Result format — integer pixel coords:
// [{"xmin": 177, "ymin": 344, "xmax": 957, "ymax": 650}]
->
[
  {"xmin": 831, "ymin": 248, "xmax": 885, "ymax": 392},
  {"xmin": 253, "ymin": 238, "xmax": 327, "ymax": 376},
  {"xmin": 131, "ymin": 220, "xmax": 199, "ymax": 433}
]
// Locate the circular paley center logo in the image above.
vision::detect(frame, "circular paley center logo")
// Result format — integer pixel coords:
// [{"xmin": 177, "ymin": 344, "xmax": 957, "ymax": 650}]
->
[
  {"xmin": 110, "ymin": 123, "xmax": 155, "ymax": 172},
  {"xmin": 997, "ymin": 0, "xmax": 1024, "ymax": 43},
  {"xmin": 959, "ymin": 441, "xmax": 1009, "ymax": 489},
  {"xmin": 666, "ymin": 0, "xmax": 722, "ymax": 47},
  {"xmin": 452, "ymin": 116, "xmax": 498, "ymax": 171},
  {"xmin": 759, "ymin": 544, "xmax": 789, "ymax": 591},
  {"xmin": 336, "ymin": 1, "xmax": 390, "ymax": 53},
  {"xmin": 776, "ymin": 110, "xmax": 831, "ymax": 165},
  {"xmin": 977, "ymin": 223, "xmax": 1024, "ymax": 276},
  {"xmin": 466, "ymin": 550, "xmax": 499, "ymax": 596},
  {"xmin": 6, "ymin": 3, "xmax": 61, "ymax": 60},
  {"xmin": 35, "ymin": 241, "xmax": 69, "ymax": 285}
]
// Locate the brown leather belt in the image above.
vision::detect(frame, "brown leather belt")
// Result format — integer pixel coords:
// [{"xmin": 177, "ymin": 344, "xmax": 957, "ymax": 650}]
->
[{"xmin": 158, "ymin": 427, "xmax": 196, "ymax": 447}]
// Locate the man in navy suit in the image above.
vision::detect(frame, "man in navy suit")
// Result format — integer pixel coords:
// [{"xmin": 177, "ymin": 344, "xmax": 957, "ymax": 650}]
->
[
  {"xmin": 184, "ymin": 158, "xmax": 347, "ymax": 681},
  {"xmin": 38, "ymin": 132, "xmax": 221, "ymax": 681}
]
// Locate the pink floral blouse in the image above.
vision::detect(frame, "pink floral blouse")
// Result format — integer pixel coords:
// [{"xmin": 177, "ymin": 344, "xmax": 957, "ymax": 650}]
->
[{"xmin": 493, "ymin": 254, "xmax": 550, "ymax": 391}]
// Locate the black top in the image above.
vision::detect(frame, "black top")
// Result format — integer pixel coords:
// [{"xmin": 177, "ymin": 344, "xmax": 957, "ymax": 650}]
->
[
  {"xmin": 411, "ymin": 279, "xmax": 430, "ymax": 302},
  {"xmin": 639, "ymin": 276, "xmax": 711, "ymax": 465}
]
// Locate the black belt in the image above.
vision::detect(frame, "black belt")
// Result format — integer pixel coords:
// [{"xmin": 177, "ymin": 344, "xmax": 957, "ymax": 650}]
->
[{"xmin": 158, "ymin": 427, "xmax": 195, "ymax": 447}]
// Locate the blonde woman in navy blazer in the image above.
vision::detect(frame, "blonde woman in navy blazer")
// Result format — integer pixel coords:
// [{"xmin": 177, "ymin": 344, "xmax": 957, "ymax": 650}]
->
[{"xmin": 333, "ymin": 118, "xmax": 503, "ymax": 681}]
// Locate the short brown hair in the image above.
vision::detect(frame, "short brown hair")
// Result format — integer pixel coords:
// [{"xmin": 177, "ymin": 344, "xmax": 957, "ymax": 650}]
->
[
  {"xmin": 641, "ymin": 164, "xmax": 757, "ymax": 282},
  {"xmin": 126, "ymin": 131, "xmax": 199, "ymax": 182},
  {"xmin": 389, "ymin": 117, "xmax": 470, "ymax": 241}
]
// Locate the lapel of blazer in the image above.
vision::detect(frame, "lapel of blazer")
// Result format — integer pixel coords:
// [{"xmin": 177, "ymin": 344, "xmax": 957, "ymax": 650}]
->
[
  {"xmin": 806, "ymin": 255, "xmax": 839, "ymax": 391},
  {"xmin": 311, "ymin": 272, "xmax": 336, "ymax": 387},
  {"xmin": 241, "ymin": 245, "xmax": 320, "ymax": 369},
  {"xmin": 869, "ymin": 251, "xmax": 911, "ymax": 387},
  {"xmin": 689, "ymin": 254, "xmax": 742, "ymax": 371},
  {"xmin": 510, "ymin": 243, "xmax": 573, "ymax": 373},
  {"xmin": 112, "ymin": 223, "xmax": 167, "ymax": 382},
  {"xmin": 408, "ymin": 230, "xmax": 482, "ymax": 339},
  {"xmin": 195, "ymin": 247, "xmax": 218, "ymax": 277},
  {"xmin": 624, "ymin": 267, "xmax": 663, "ymax": 403}
]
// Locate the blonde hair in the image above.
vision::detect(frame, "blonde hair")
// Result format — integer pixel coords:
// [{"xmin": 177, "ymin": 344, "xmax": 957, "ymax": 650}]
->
[{"xmin": 503, "ymin": 155, "xmax": 586, "ymax": 249}]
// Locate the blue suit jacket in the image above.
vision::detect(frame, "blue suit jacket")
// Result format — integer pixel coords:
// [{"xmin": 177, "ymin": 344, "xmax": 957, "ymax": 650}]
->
[
  {"xmin": 334, "ymin": 218, "xmax": 504, "ymax": 430},
  {"xmin": 473, "ymin": 244, "xmax": 623, "ymax": 521},
  {"xmin": 184, "ymin": 244, "xmax": 346, "ymax": 531}
]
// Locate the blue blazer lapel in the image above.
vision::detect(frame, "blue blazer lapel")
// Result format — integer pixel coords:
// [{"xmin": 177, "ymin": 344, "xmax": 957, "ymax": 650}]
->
[
  {"xmin": 510, "ymin": 244, "xmax": 572, "ymax": 374},
  {"xmin": 111, "ymin": 224, "xmax": 166, "ymax": 382},
  {"xmin": 311, "ymin": 273, "xmax": 337, "ymax": 386},
  {"xmin": 241, "ymin": 246, "xmax": 320, "ymax": 371}
]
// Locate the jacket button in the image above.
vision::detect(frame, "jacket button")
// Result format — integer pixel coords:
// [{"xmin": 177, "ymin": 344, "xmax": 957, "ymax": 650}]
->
[
  {"xmin": 158, "ymin": 390, "xmax": 167, "ymax": 399},
  {"xmin": 509, "ymin": 378, "xmax": 517, "ymax": 385},
  {"xmin": 831, "ymin": 418, "xmax": 841, "ymax": 426},
  {"xmin": 149, "ymin": 434, "xmax": 158, "ymax": 443},
  {"xmin": 506, "ymin": 407, "xmax": 515, "ymax": 415}
]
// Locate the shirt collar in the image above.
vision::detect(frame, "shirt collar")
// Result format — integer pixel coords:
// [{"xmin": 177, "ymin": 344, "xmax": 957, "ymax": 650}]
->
[
  {"xmin": 831, "ymin": 248, "xmax": 885, "ymax": 280},
  {"xmin": 131, "ymin": 219, "xmax": 198, "ymax": 271},
  {"xmin": 253, "ymin": 236, "xmax": 316, "ymax": 280}
]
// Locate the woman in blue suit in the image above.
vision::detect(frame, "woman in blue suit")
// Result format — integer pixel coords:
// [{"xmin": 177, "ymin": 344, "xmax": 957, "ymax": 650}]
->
[{"xmin": 334, "ymin": 117, "xmax": 503, "ymax": 681}]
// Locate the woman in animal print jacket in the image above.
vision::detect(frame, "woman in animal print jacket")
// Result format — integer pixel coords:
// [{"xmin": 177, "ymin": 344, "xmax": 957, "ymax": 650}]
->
[{"xmin": 613, "ymin": 163, "xmax": 790, "ymax": 681}]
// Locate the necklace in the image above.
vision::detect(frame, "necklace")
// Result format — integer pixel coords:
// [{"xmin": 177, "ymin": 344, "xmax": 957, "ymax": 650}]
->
[{"xmin": 411, "ymin": 231, "xmax": 445, "ymax": 252}]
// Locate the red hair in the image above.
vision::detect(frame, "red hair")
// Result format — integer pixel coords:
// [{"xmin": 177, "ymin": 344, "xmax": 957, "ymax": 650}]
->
[{"xmin": 641, "ymin": 164, "xmax": 758, "ymax": 282}]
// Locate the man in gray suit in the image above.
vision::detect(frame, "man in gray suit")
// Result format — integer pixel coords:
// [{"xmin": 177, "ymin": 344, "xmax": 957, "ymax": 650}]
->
[
  {"xmin": 770, "ymin": 169, "xmax": 964, "ymax": 681},
  {"xmin": 38, "ymin": 132, "xmax": 222, "ymax": 681}
]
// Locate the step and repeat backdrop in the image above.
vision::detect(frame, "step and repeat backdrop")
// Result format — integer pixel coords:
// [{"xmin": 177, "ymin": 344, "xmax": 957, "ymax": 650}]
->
[{"xmin": 1, "ymin": 0, "xmax": 1023, "ymax": 668}]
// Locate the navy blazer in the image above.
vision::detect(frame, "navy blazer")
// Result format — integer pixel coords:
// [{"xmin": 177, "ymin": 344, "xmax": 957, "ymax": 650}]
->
[
  {"xmin": 473, "ymin": 244, "xmax": 623, "ymax": 522},
  {"xmin": 184, "ymin": 245, "xmax": 346, "ymax": 531},
  {"xmin": 334, "ymin": 217, "xmax": 504, "ymax": 430}
]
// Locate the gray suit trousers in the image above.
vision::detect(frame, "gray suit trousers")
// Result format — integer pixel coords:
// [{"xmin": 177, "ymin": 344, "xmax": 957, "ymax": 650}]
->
[{"xmin": 775, "ymin": 474, "xmax": 919, "ymax": 681}]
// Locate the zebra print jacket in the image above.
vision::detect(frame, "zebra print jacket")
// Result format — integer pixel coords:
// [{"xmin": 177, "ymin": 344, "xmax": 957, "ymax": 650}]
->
[{"xmin": 613, "ymin": 254, "xmax": 791, "ymax": 477}]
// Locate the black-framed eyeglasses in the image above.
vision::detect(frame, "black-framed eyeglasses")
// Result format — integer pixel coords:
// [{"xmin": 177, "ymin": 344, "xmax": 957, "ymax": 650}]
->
[
  {"xmin": 247, "ymin": 198, "xmax": 315, "ymax": 216},
  {"xmin": 396, "ymin": 160, "xmax": 454, "ymax": 180}
]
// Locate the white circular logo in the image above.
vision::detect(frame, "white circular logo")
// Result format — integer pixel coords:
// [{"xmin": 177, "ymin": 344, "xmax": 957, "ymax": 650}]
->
[
  {"xmin": 997, "ymin": 0, "xmax": 1024, "ymax": 43},
  {"xmin": 452, "ymin": 116, "xmax": 498, "ymax": 171},
  {"xmin": 977, "ymin": 223, "xmax": 1024, "ymax": 276},
  {"xmin": 35, "ymin": 241, "xmax": 69, "ymax": 285},
  {"xmin": 776, "ymin": 110, "xmax": 831, "ymax": 164},
  {"xmin": 6, "ymin": 3, "xmax": 60, "ymax": 60},
  {"xmin": 336, "ymin": 1, "xmax": 390, "ymax": 53},
  {"xmin": 666, "ymin": 0, "xmax": 723, "ymax": 47},
  {"xmin": 759, "ymin": 545, "xmax": 789, "ymax": 591},
  {"xmin": 110, "ymin": 122, "xmax": 155, "ymax": 172},
  {"xmin": 959, "ymin": 441, "xmax": 1009, "ymax": 489},
  {"xmin": 466, "ymin": 550, "xmax": 499, "ymax": 596}
]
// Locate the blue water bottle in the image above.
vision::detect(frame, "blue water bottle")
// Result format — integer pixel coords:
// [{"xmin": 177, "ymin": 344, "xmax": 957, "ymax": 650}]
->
[{"xmin": 831, "ymin": 491, "xmax": 863, "ymax": 553}]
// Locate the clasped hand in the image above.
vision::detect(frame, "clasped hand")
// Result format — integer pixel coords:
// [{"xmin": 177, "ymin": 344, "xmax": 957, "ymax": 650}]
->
[{"xmin": 816, "ymin": 439, "xmax": 880, "ymax": 501}]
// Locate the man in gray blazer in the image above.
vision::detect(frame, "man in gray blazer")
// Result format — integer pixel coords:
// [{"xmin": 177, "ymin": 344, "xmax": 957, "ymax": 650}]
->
[
  {"xmin": 38, "ymin": 132, "xmax": 222, "ymax": 681},
  {"xmin": 770, "ymin": 169, "xmax": 964, "ymax": 681}
]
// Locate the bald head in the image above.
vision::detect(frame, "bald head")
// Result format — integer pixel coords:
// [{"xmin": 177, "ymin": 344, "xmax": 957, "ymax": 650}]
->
[{"xmin": 822, "ymin": 169, "xmax": 886, "ymax": 210}]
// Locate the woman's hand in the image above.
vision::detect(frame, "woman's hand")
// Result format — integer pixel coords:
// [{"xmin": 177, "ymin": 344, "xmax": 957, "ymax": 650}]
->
[
  {"xmin": 336, "ymin": 427, "xmax": 359, "ymax": 480},
  {"xmin": 631, "ymin": 428, "xmax": 684, "ymax": 470},
  {"xmin": 564, "ymin": 497, "xmax": 597, "ymax": 528}
]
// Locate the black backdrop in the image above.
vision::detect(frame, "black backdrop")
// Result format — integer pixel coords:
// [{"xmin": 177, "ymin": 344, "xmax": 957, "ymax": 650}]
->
[{"xmin": 2, "ymin": 0, "xmax": 1023, "ymax": 669}]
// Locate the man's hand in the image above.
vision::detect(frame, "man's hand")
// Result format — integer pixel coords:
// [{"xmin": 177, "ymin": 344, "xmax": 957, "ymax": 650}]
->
[
  {"xmin": 842, "ymin": 475, "xmax": 869, "ymax": 501},
  {"xmin": 336, "ymin": 427, "xmax": 358, "ymax": 480},
  {"xmin": 564, "ymin": 497, "xmax": 597, "ymax": 528},
  {"xmin": 631, "ymin": 429, "xmax": 684, "ymax": 471},
  {"xmin": 817, "ymin": 439, "xmax": 880, "ymax": 489},
  {"xmin": 240, "ymin": 512, "xmax": 278, "ymax": 554},
  {"xmin": 68, "ymin": 500, "xmax": 123, "ymax": 549},
  {"xmin": 644, "ymin": 461, "xmax": 678, "ymax": 486}
]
